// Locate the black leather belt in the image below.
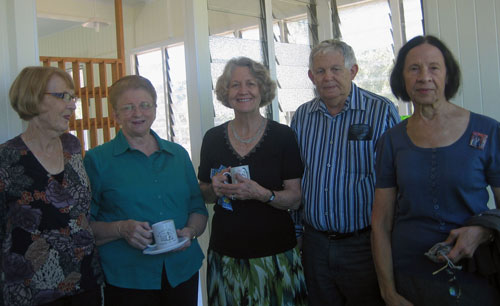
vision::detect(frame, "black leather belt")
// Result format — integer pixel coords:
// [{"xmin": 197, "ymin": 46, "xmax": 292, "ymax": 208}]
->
[{"xmin": 310, "ymin": 225, "xmax": 371, "ymax": 240}]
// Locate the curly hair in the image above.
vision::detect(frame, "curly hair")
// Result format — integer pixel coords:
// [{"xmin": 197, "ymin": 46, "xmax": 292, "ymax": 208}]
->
[
  {"xmin": 9, "ymin": 66, "xmax": 75, "ymax": 120},
  {"xmin": 215, "ymin": 57, "xmax": 276, "ymax": 108},
  {"xmin": 390, "ymin": 35, "xmax": 461, "ymax": 102}
]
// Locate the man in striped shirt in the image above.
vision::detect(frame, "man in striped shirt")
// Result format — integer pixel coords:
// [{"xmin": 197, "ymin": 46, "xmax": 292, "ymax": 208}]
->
[{"xmin": 291, "ymin": 39, "xmax": 400, "ymax": 306}]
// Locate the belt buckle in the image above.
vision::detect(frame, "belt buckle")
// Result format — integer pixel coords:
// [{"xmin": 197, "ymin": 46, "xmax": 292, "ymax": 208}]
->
[{"xmin": 327, "ymin": 232, "xmax": 341, "ymax": 239}]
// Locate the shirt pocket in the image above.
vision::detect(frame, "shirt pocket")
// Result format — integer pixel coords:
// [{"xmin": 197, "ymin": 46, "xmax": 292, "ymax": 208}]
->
[{"xmin": 345, "ymin": 140, "xmax": 374, "ymax": 175}]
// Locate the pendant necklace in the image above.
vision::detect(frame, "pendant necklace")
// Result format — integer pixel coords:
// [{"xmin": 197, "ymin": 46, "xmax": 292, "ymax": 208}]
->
[{"xmin": 231, "ymin": 118, "xmax": 266, "ymax": 144}]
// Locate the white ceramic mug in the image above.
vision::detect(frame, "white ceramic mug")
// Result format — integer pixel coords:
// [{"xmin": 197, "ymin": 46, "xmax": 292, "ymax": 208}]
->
[
  {"xmin": 148, "ymin": 219, "xmax": 178, "ymax": 249},
  {"xmin": 224, "ymin": 165, "xmax": 250, "ymax": 184}
]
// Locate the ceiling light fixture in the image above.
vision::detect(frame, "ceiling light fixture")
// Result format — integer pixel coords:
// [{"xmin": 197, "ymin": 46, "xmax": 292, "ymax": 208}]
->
[
  {"xmin": 82, "ymin": 19, "xmax": 110, "ymax": 32},
  {"xmin": 82, "ymin": 0, "xmax": 110, "ymax": 32}
]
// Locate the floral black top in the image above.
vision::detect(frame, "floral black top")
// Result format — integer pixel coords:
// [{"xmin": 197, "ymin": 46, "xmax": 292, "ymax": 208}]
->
[{"xmin": 0, "ymin": 133, "xmax": 103, "ymax": 306}]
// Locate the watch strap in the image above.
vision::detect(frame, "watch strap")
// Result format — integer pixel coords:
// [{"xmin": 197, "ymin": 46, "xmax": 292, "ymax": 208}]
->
[{"xmin": 265, "ymin": 190, "xmax": 275, "ymax": 204}]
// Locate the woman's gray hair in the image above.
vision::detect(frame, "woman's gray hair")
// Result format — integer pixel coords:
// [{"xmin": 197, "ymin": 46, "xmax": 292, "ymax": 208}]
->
[
  {"xmin": 108, "ymin": 75, "xmax": 157, "ymax": 110},
  {"xmin": 215, "ymin": 57, "xmax": 276, "ymax": 108},
  {"xmin": 309, "ymin": 39, "xmax": 357, "ymax": 70}
]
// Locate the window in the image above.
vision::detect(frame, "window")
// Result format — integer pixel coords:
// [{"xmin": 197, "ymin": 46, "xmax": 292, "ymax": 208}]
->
[
  {"xmin": 133, "ymin": 0, "xmax": 424, "ymax": 143},
  {"xmin": 208, "ymin": 0, "xmax": 265, "ymax": 126},
  {"xmin": 135, "ymin": 44, "xmax": 191, "ymax": 155},
  {"xmin": 336, "ymin": 0, "xmax": 424, "ymax": 113},
  {"xmin": 338, "ymin": 0, "xmax": 395, "ymax": 102},
  {"xmin": 272, "ymin": 0, "xmax": 316, "ymax": 125},
  {"xmin": 136, "ymin": 50, "xmax": 168, "ymax": 139},
  {"xmin": 403, "ymin": 0, "xmax": 424, "ymax": 41}
]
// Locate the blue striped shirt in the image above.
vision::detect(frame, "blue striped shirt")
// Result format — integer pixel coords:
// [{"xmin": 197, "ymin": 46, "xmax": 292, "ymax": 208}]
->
[{"xmin": 291, "ymin": 83, "xmax": 400, "ymax": 233}]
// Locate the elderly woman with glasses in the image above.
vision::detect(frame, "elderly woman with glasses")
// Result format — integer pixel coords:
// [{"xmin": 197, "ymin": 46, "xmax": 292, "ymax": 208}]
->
[
  {"xmin": 84, "ymin": 75, "xmax": 208, "ymax": 306},
  {"xmin": 371, "ymin": 35, "xmax": 500, "ymax": 306},
  {"xmin": 0, "ymin": 66, "xmax": 103, "ymax": 305}
]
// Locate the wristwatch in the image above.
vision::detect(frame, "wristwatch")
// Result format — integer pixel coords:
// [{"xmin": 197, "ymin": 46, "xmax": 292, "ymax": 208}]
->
[{"xmin": 265, "ymin": 190, "xmax": 275, "ymax": 204}]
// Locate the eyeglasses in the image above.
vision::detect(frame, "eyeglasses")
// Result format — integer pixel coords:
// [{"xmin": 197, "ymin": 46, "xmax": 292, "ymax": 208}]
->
[
  {"xmin": 45, "ymin": 92, "xmax": 77, "ymax": 103},
  {"xmin": 118, "ymin": 101, "xmax": 156, "ymax": 114},
  {"xmin": 432, "ymin": 253, "xmax": 462, "ymax": 302}
]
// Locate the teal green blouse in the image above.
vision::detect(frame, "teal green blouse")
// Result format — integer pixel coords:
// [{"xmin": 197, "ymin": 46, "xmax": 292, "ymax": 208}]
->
[{"xmin": 84, "ymin": 130, "xmax": 208, "ymax": 289}]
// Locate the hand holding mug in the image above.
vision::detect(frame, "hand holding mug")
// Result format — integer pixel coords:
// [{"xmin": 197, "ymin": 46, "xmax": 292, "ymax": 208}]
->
[
  {"xmin": 148, "ymin": 219, "xmax": 179, "ymax": 249},
  {"xmin": 174, "ymin": 227, "xmax": 195, "ymax": 251},
  {"xmin": 223, "ymin": 165, "xmax": 250, "ymax": 184},
  {"xmin": 118, "ymin": 220, "xmax": 153, "ymax": 250},
  {"xmin": 224, "ymin": 175, "xmax": 265, "ymax": 201},
  {"xmin": 211, "ymin": 167, "xmax": 231, "ymax": 197}
]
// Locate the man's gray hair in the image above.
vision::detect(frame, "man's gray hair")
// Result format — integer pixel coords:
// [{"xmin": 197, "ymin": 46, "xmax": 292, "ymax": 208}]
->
[{"xmin": 309, "ymin": 39, "xmax": 357, "ymax": 70}]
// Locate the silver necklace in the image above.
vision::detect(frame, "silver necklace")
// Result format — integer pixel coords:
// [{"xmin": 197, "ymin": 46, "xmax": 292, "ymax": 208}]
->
[{"xmin": 231, "ymin": 118, "xmax": 266, "ymax": 144}]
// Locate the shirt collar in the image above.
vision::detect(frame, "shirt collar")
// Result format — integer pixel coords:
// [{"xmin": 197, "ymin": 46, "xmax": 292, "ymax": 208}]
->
[{"xmin": 112, "ymin": 129, "xmax": 173, "ymax": 156}]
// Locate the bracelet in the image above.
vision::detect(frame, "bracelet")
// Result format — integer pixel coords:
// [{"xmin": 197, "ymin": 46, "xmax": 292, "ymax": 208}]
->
[{"xmin": 187, "ymin": 226, "xmax": 197, "ymax": 240}]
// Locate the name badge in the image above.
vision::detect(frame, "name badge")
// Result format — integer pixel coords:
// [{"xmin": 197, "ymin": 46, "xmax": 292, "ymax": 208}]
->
[
  {"xmin": 348, "ymin": 124, "xmax": 372, "ymax": 140},
  {"xmin": 469, "ymin": 131, "xmax": 487, "ymax": 150}
]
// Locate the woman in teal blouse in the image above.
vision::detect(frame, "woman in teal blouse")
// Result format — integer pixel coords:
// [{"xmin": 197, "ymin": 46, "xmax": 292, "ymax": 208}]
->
[{"xmin": 84, "ymin": 75, "xmax": 208, "ymax": 306}]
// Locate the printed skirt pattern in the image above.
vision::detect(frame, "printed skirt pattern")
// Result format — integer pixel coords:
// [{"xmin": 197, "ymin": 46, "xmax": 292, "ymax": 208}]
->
[{"xmin": 207, "ymin": 247, "xmax": 307, "ymax": 306}]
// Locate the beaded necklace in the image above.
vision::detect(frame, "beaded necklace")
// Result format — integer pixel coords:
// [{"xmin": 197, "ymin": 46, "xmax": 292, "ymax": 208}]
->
[{"xmin": 230, "ymin": 118, "xmax": 266, "ymax": 144}]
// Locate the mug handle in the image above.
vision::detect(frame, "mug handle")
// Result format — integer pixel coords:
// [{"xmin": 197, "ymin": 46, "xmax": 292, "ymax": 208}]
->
[
  {"xmin": 223, "ymin": 172, "xmax": 232, "ymax": 184},
  {"xmin": 147, "ymin": 230, "xmax": 155, "ymax": 248}
]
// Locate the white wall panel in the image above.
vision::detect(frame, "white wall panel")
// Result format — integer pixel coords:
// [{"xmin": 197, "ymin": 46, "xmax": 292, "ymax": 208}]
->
[
  {"xmin": 0, "ymin": 0, "xmax": 19, "ymax": 144},
  {"xmin": 476, "ymin": 0, "xmax": 500, "ymax": 120},
  {"xmin": 455, "ymin": 0, "xmax": 482, "ymax": 113},
  {"xmin": 38, "ymin": 3, "xmax": 135, "ymax": 62},
  {"xmin": 39, "ymin": 25, "xmax": 117, "ymax": 58},
  {"xmin": 0, "ymin": 0, "xmax": 38, "ymax": 143},
  {"xmin": 36, "ymin": 0, "xmax": 115, "ymax": 22},
  {"xmin": 423, "ymin": 0, "xmax": 500, "ymax": 120},
  {"xmin": 423, "ymin": 0, "xmax": 440, "ymax": 35},
  {"xmin": 38, "ymin": 0, "xmax": 186, "ymax": 71},
  {"xmin": 134, "ymin": 0, "xmax": 184, "ymax": 47}
]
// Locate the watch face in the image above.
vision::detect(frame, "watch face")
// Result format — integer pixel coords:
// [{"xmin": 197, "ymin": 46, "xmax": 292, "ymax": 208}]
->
[{"xmin": 267, "ymin": 191, "xmax": 275, "ymax": 203}]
